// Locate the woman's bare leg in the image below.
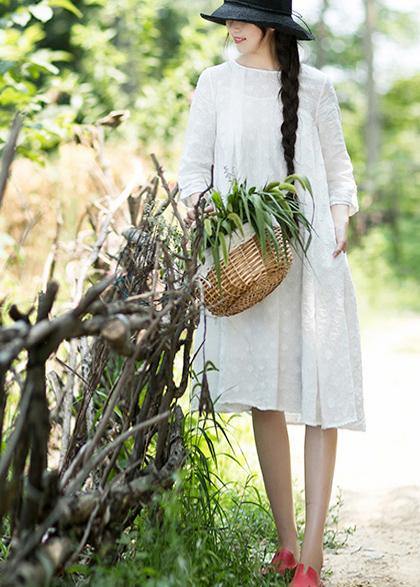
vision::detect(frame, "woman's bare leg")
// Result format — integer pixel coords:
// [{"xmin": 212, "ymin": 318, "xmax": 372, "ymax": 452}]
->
[
  {"xmin": 251, "ymin": 408, "xmax": 299, "ymax": 558},
  {"xmin": 300, "ymin": 425, "xmax": 338, "ymax": 574}
]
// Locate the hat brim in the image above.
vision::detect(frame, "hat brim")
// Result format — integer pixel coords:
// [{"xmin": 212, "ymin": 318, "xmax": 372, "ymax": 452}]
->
[{"xmin": 200, "ymin": 5, "xmax": 315, "ymax": 41}]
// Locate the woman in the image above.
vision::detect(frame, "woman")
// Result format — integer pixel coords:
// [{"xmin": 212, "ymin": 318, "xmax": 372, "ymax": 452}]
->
[{"xmin": 177, "ymin": 1, "xmax": 366, "ymax": 585}]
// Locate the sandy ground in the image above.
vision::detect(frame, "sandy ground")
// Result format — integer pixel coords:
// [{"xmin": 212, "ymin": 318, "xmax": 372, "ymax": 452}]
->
[
  {"xmin": 287, "ymin": 312, "xmax": 420, "ymax": 586},
  {"xmin": 321, "ymin": 484, "xmax": 420, "ymax": 586}
]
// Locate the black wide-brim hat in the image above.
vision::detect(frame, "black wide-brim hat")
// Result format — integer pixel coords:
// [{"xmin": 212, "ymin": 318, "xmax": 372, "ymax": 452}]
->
[{"xmin": 200, "ymin": 0, "xmax": 315, "ymax": 41}]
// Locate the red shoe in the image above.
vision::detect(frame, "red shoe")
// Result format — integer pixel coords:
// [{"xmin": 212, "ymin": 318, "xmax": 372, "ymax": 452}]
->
[
  {"xmin": 260, "ymin": 547, "xmax": 298, "ymax": 576},
  {"xmin": 289, "ymin": 562, "xmax": 324, "ymax": 587}
]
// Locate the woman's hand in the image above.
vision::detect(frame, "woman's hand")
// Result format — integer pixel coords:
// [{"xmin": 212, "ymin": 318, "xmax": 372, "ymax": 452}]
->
[
  {"xmin": 330, "ymin": 204, "xmax": 350, "ymax": 258},
  {"xmin": 332, "ymin": 222, "xmax": 348, "ymax": 257},
  {"xmin": 184, "ymin": 202, "xmax": 215, "ymax": 228}
]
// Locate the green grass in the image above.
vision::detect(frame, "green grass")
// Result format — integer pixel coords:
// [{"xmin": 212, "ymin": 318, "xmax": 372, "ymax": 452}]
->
[{"xmin": 56, "ymin": 412, "xmax": 356, "ymax": 587}]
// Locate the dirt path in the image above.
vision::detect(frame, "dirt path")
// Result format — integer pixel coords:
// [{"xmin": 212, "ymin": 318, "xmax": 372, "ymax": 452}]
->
[
  {"xmin": 323, "ymin": 485, "xmax": 420, "ymax": 586},
  {"xmin": 290, "ymin": 312, "xmax": 420, "ymax": 586}
]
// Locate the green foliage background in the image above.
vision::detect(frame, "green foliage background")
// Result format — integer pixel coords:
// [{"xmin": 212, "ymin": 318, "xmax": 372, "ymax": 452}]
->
[{"xmin": 1, "ymin": 0, "xmax": 419, "ymax": 309}]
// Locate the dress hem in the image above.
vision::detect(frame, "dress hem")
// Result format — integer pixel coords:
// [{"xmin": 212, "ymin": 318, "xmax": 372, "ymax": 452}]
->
[{"xmin": 190, "ymin": 399, "xmax": 366, "ymax": 432}]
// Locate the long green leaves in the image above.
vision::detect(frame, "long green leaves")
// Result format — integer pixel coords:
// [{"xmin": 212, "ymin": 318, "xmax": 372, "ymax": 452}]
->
[{"xmin": 193, "ymin": 174, "xmax": 316, "ymax": 289}]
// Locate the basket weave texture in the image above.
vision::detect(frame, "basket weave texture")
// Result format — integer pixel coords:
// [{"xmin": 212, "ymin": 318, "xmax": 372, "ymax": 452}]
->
[{"xmin": 198, "ymin": 224, "xmax": 293, "ymax": 317}]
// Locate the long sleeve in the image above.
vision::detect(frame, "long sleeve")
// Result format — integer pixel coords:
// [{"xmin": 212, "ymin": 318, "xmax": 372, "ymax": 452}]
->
[
  {"xmin": 316, "ymin": 75, "xmax": 359, "ymax": 216},
  {"xmin": 177, "ymin": 67, "xmax": 217, "ymax": 206}
]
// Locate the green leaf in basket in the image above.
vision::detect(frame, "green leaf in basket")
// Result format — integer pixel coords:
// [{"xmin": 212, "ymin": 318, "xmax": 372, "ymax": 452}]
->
[
  {"xmin": 211, "ymin": 240, "xmax": 223, "ymax": 290},
  {"xmin": 204, "ymin": 217, "xmax": 214, "ymax": 237},
  {"xmin": 273, "ymin": 193, "xmax": 293, "ymax": 213},
  {"xmin": 284, "ymin": 174, "xmax": 313, "ymax": 196},
  {"xmin": 211, "ymin": 190, "xmax": 225, "ymax": 212},
  {"xmin": 249, "ymin": 194, "xmax": 268, "ymax": 257},
  {"xmin": 263, "ymin": 198, "xmax": 288, "ymax": 226},
  {"xmin": 219, "ymin": 231, "xmax": 229, "ymax": 264},
  {"xmin": 241, "ymin": 192, "xmax": 253, "ymax": 226},
  {"xmin": 227, "ymin": 212, "xmax": 244, "ymax": 235},
  {"xmin": 267, "ymin": 194, "xmax": 295, "ymax": 222},
  {"xmin": 221, "ymin": 219, "xmax": 232, "ymax": 237},
  {"xmin": 301, "ymin": 175, "xmax": 313, "ymax": 196},
  {"xmin": 263, "ymin": 180, "xmax": 281, "ymax": 191},
  {"xmin": 273, "ymin": 182, "xmax": 297, "ymax": 194},
  {"xmin": 264, "ymin": 223, "xmax": 281, "ymax": 258},
  {"xmin": 263, "ymin": 194, "xmax": 299, "ymax": 240}
]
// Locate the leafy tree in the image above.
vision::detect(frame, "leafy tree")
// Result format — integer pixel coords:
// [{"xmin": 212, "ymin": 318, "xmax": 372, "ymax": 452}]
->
[{"xmin": 0, "ymin": 0, "xmax": 82, "ymax": 162}]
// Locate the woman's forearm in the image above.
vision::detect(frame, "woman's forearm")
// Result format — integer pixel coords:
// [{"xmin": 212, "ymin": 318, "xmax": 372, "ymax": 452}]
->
[{"xmin": 330, "ymin": 203, "xmax": 350, "ymax": 226}]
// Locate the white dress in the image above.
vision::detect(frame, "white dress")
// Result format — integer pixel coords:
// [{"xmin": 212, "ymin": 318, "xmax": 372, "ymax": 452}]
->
[{"xmin": 177, "ymin": 58, "xmax": 366, "ymax": 432}]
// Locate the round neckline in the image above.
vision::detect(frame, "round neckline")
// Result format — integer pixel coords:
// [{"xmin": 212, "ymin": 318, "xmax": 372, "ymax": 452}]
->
[{"xmin": 231, "ymin": 59, "xmax": 281, "ymax": 73}]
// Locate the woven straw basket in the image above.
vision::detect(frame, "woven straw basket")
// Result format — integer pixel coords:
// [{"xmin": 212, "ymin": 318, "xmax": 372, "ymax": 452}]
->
[{"xmin": 197, "ymin": 221, "xmax": 293, "ymax": 317}]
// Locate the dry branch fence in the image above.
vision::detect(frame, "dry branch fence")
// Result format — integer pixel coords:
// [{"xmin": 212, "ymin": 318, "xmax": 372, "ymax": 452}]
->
[{"xmin": 0, "ymin": 116, "xmax": 215, "ymax": 585}]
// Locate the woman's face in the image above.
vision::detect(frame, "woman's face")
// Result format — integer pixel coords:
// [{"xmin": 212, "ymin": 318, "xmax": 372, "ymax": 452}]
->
[{"xmin": 225, "ymin": 19, "xmax": 274, "ymax": 54}]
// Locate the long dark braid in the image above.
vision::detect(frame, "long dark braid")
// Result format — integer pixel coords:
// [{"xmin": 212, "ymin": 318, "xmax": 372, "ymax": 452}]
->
[{"xmin": 275, "ymin": 33, "xmax": 300, "ymax": 177}]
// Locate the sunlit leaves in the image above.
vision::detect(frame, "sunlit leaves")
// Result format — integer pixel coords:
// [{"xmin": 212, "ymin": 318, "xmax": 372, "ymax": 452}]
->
[
  {"xmin": 29, "ymin": 4, "xmax": 54, "ymax": 23},
  {"xmin": 0, "ymin": 4, "xmax": 79, "ymax": 160},
  {"xmin": 48, "ymin": 0, "xmax": 83, "ymax": 18}
]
